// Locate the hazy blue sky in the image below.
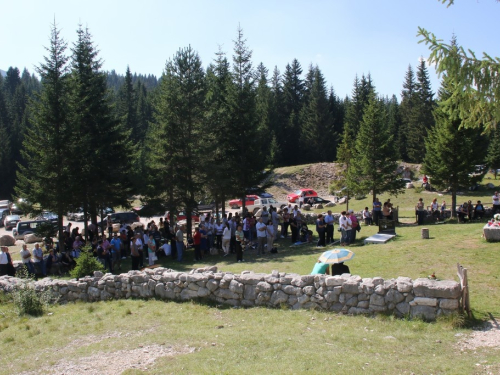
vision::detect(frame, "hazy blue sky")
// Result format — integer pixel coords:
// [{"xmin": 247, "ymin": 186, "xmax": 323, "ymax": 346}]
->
[{"xmin": 2, "ymin": 0, "xmax": 498, "ymax": 98}]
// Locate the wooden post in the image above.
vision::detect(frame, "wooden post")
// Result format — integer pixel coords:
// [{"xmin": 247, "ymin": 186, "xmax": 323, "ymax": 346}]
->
[
  {"xmin": 421, "ymin": 228, "xmax": 429, "ymax": 239},
  {"xmin": 456, "ymin": 263, "xmax": 472, "ymax": 318}
]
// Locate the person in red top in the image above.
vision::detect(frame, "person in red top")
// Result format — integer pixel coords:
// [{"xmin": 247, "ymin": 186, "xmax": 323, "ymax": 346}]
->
[{"xmin": 193, "ymin": 227, "xmax": 202, "ymax": 261}]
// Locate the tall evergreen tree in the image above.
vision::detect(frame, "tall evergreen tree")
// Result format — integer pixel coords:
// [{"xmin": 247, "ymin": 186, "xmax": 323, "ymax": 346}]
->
[
  {"xmin": 422, "ymin": 42, "xmax": 485, "ymax": 218},
  {"xmin": 269, "ymin": 66, "xmax": 285, "ymax": 165},
  {"xmin": 399, "ymin": 64, "xmax": 417, "ymax": 161},
  {"xmin": 0, "ymin": 74, "xmax": 12, "ymax": 198},
  {"xmin": 407, "ymin": 59, "xmax": 435, "ymax": 162},
  {"xmin": 300, "ymin": 66, "xmax": 335, "ymax": 162},
  {"xmin": 346, "ymin": 92, "xmax": 405, "ymax": 202},
  {"xmin": 204, "ymin": 48, "xmax": 234, "ymax": 212},
  {"xmin": 15, "ymin": 22, "xmax": 72, "ymax": 248},
  {"xmin": 148, "ymin": 45, "xmax": 206, "ymax": 232},
  {"xmin": 282, "ymin": 59, "xmax": 304, "ymax": 165},
  {"xmin": 486, "ymin": 128, "xmax": 500, "ymax": 180},
  {"xmin": 255, "ymin": 62, "xmax": 272, "ymax": 164},
  {"xmin": 68, "ymin": 25, "xmax": 132, "ymax": 231},
  {"xmin": 226, "ymin": 26, "xmax": 266, "ymax": 211}
]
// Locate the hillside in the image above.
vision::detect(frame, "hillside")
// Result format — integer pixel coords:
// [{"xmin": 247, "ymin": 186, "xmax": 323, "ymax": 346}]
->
[{"xmin": 266, "ymin": 162, "xmax": 421, "ymax": 200}]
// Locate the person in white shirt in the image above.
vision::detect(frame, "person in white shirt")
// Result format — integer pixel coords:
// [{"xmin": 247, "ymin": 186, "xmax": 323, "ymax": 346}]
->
[
  {"xmin": 266, "ymin": 223, "xmax": 274, "ymax": 252},
  {"xmin": 256, "ymin": 217, "xmax": 267, "ymax": 255},
  {"xmin": 493, "ymin": 192, "xmax": 500, "ymax": 214},
  {"xmin": 339, "ymin": 211, "xmax": 352, "ymax": 246},
  {"xmin": 362, "ymin": 207, "xmax": 372, "ymax": 225},
  {"xmin": 222, "ymin": 222, "xmax": 231, "ymax": 256},
  {"xmin": 20, "ymin": 244, "xmax": 36, "ymax": 275}
]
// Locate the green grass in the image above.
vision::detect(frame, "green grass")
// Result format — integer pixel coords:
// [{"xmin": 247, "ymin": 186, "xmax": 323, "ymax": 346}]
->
[{"xmin": 2, "ymin": 173, "xmax": 500, "ymax": 374}]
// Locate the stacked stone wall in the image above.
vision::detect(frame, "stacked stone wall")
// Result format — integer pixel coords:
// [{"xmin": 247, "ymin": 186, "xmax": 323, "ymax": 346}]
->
[{"xmin": 0, "ymin": 267, "xmax": 462, "ymax": 321}]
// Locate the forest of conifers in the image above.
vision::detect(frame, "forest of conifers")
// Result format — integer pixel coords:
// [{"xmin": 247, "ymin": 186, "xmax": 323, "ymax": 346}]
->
[{"xmin": 1, "ymin": 24, "xmax": 497, "ymax": 224}]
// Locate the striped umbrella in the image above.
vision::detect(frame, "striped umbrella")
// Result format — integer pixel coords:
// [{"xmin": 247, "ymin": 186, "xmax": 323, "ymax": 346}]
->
[{"xmin": 318, "ymin": 248, "xmax": 354, "ymax": 264}]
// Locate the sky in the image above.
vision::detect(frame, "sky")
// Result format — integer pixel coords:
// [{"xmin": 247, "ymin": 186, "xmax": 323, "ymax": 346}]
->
[{"xmin": 1, "ymin": 0, "xmax": 499, "ymax": 99}]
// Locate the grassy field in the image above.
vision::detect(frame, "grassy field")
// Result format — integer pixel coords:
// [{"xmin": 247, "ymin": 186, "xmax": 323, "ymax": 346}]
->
[{"xmin": 1, "ymin": 174, "xmax": 500, "ymax": 374}]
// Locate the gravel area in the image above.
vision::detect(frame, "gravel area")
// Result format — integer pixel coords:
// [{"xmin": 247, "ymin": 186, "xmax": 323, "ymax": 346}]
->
[
  {"xmin": 19, "ymin": 344, "xmax": 195, "ymax": 375},
  {"xmin": 456, "ymin": 318, "xmax": 500, "ymax": 351}
]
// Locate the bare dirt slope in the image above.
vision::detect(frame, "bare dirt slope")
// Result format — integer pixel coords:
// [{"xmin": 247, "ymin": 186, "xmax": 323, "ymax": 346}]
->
[{"xmin": 266, "ymin": 163, "xmax": 343, "ymax": 200}]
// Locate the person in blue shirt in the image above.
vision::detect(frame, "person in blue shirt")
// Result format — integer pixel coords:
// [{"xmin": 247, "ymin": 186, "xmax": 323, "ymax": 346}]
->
[
  {"xmin": 110, "ymin": 233, "xmax": 122, "ymax": 271},
  {"xmin": 311, "ymin": 260, "xmax": 330, "ymax": 275}
]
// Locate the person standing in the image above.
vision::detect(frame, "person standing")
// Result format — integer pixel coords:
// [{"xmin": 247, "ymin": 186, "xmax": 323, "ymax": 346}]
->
[
  {"xmin": 281, "ymin": 208, "xmax": 290, "ymax": 238},
  {"xmin": 339, "ymin": 211, "xmax": 352, "ymax": 246},
  {"xmin": 20, "ymin": 244, "xmax": 36, "ymax": 275},
  {"xmin": 147, "ymin": 233, "xmax": 157, "ymax": 266},
  {"xmin": 260, "ymin": 206, "xmax": 270, "ymax": 225},
  {"xmin": 373, "ymin": 198, "xmax": 382, "ymax": 225},
  {"xmin": 110, "ymin": 233, "xmax": 122, "ymax": 271},
  {"xmin": 0, "ymin": 246, "xmax": 16, "ymax": 276},
  {"xmin": 193, "ymin": 227, "xmax": 202, "ymax": 261},
  {"xmin": 235, "ymin": 224, "xmax": 244, "ymax": 262},
  {"xmin": 229, "ymin": 217, "xmax": 237, "ymax": 254},
  {"xmin": 32, "ymin": 243, "xmax": 46, "ymax": 277},
  {"xmin": 199, "ymin": 224, "xmax": 208, "ymax": 257},
  {"xmin": 316, "ymin": 214, "xmax": 326, "ymax": 247},
  {"xmin": 324, "ymin": 210, "xmax": 334, "ymax": 244},
  {"xmin": 130, "ymin": 234, "xmax": 142, "ymax": 271},
  {"xmin": 271, "ymin": 207, "xmax": 279, "ymax": 240},
  {"xmin": 493, "ymin": 192, "xmax": 500, "ymax": 214},
  {"xmin": 175, "ymin": 225, "xmax": 184, "ymax": 262},
  {"xmin": 290, "ymin": 214, "xmax": 298, "ymax": 243},
  {"xmin": 222, "ymin": 222, "xmax": 231, "ymax": 256},
  {"xmin": 362, "ymin": 207, "xmax": 372, "ymax": 225},
  {"xmin": 215, "ymin": 220, "xmax": 224, "ymax": 251},
  {"xmin": 266, "ymin": 221, "xmax": 275, "ymax": 252},
  {"xmin": 349, "ymin": 210, "xmax": 358, "ymax": 244},
  {"xmin": 256, "ymin": 217, "xmax": 267, "ymax": 255},
  {"xmin": 416, "ymin": 198, "xmax": 425, "ymax": 225}
]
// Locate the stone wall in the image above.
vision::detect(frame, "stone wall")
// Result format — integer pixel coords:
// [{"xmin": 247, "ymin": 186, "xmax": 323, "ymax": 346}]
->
[{"xmin": 0, "ymin": 267, "xmax": 462, "ymax": 321}]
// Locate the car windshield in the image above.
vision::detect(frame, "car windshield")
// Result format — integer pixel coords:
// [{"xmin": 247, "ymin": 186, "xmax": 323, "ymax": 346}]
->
[
  {"xmin": 269, "ymin": 198, "xmax": 278, "ymax": 203},
  {"xmin": 294, "ymin": 190, "xmax": 302, "ymax": 195}
]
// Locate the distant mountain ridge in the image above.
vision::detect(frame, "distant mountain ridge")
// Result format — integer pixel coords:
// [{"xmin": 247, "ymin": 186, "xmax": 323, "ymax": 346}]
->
[{"xmin": 0, "ymin": 69, "xmax": 6, "ymax": 77}]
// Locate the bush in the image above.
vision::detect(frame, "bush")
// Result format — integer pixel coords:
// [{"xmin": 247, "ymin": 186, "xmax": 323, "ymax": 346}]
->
[
  {"xmin": 12, "ymin": 268, "xmax": 50, "ymax": 316},
  {"xmin": 70, "ymin": 246, "xmax": 105, "ymax": 279}
]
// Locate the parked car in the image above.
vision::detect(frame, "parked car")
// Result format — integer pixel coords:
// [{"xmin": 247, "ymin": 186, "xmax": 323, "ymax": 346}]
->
[
  {"xmin": 229, "ymin": 195, "xmax": 259, "ymax": 209},
  {"xmin": 0, "ymin": 200, "xmax": 11, "ymax": 210},
  {"xmin": 98, "ymin": 211, "xmax": 140, "ymax": 227},
  {"xmin": 177, "ymin": 211, "xmax": 200, "ymax": 223},
  {"xmin": 286, "ymin": 189, "xmax": 318, "ymax": 203},
  {"xmin": 37, "ymin": 211, "xmax": 58, "ymax": 224},
  {"xmin": 67, "ymin": 208, "xmax": 86, "ymax": 221},
  {"xmin": 12, "ymin": 219, "xmax": 55, "ymax": 240},
  {"xmin": 197, "ymin": 200, "xmax": 216, "ymax": 211},
  {"xmin": 4, "ymin": 215, "xmax": 21, "ymax": 230},
  {"xmin": 250, "ymin": 198, "xmax": 287, "ymax": 214},
  {"xmin": 0, "ymin": 209, "xmax": 9, "ymax": 228},
  {"xmin": 304, "ymin": 196, "xmax": 331, "ymax": 205}
]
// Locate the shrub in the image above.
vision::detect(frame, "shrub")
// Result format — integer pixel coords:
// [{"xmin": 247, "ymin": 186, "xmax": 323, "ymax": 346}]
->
[
  {"xmin": 12, "ymin": 268, "xmax": 50, "ymax": 317},
  {"xmin": 70, "ymin": 246, "xmax": 105, "ymax": 279}
]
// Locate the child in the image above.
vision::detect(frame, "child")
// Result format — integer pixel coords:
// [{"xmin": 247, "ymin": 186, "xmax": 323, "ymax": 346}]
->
[
  {"xmin": 362, "ymin": 207, "xmax": 372, "ymax": 225},
  {"xmin": 147, "ymin": 234, "xmax": 157, "ymax": 266}
]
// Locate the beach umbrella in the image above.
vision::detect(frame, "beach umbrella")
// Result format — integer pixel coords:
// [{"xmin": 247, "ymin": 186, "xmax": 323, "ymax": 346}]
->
[{"xmin": 318, "ymin": 248, "xmax": 354, "ymax": 264}]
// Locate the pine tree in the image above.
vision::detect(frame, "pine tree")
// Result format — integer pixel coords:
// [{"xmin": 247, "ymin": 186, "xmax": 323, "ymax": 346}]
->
[
  {"xmin": 255, "ymin": 62, "xmax": 272, "ymax": 164},
  {"xmin": 268, "ymin": 66, "xmax": 285, "ymax": 165},
  {"xmin": 68, "ymin": 25, "xmax": 132, "ymax": 232},
  {"xmin": 148, "ymin": 45, "xmax": 206, "ymax": 232},
  {"xmin": 282, "ymin": 59, "xmax": 304, "ymax": 165},
  {"xmin": 399, "ymin": 65, "xmax": 416, "ymax": 161},
  {"xmin": 226, "ymin": 26, "xmax": 266, "ymax": 211},
  {"xmin": 299, "ymin": 66, "xmax": 335, "ymax": 162},
  {"xmin": 407, "ymin": 59, "xmax": 435, "ymax": 162},
  {"xmin": 347, "ymin": 92, "xmax": 404, "ymax": 202},
  {"xmin": 0, "ymin": 74, "xmax": 12, "ymax": 198},
  {"xmin": 422, "ymin": 43, "xmax": 485, "ymax": 218},
  {"xmin": 204, "ymin": 48, "xmax": 235, "ymax": 212},
  {"xmin": 486, "ymin": 128, "xmax": 500, "ymax": 179},
  {"xmin": 15, "ymin": 22, "xmax": 72, "ymax": 248}
]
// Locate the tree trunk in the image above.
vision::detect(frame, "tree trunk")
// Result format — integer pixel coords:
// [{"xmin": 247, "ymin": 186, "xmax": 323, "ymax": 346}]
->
[{"xmin": 451, "ymin": 189, "xmax": 457, "ymax": 218}]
